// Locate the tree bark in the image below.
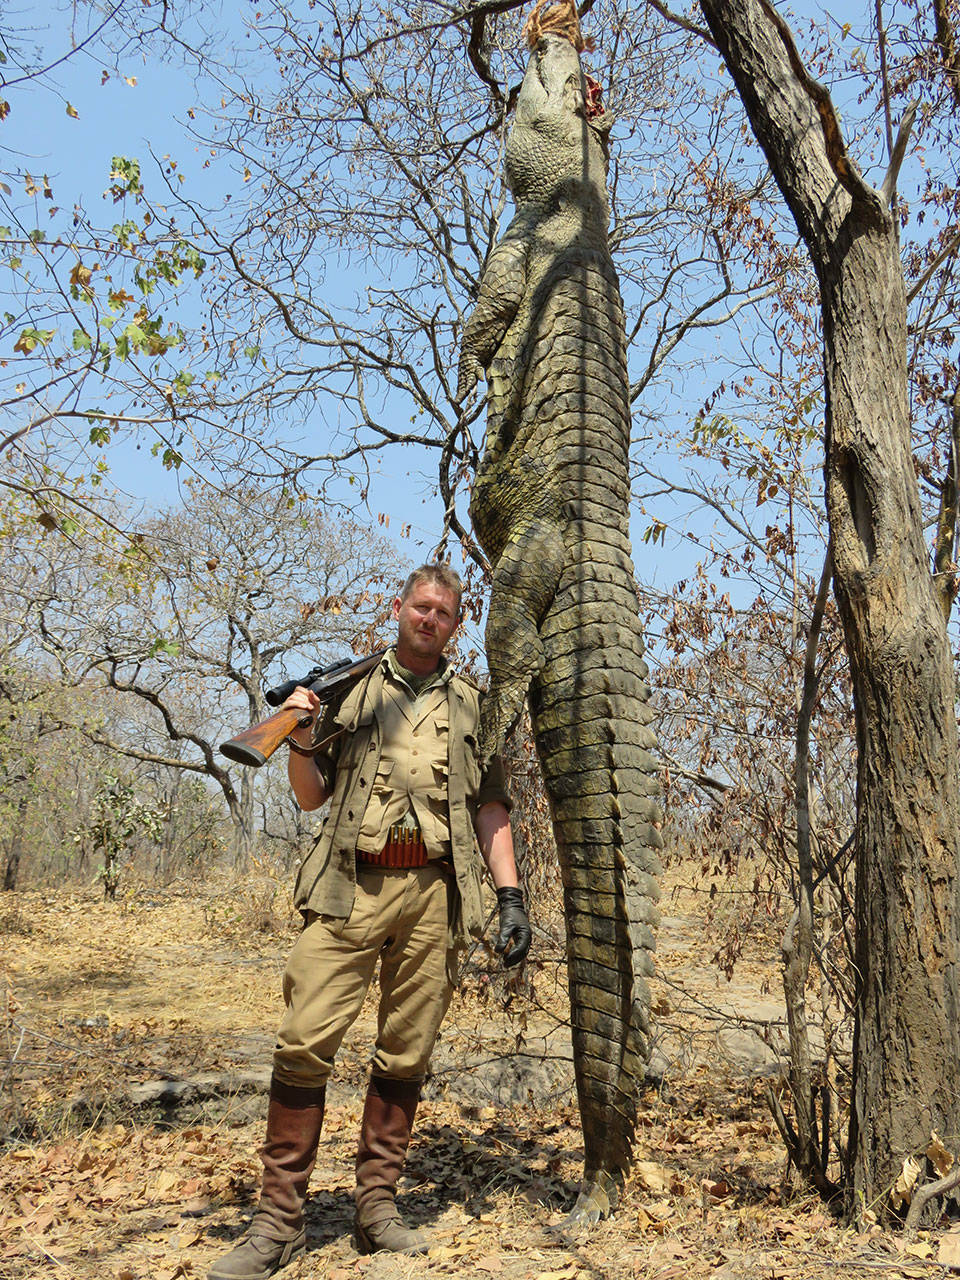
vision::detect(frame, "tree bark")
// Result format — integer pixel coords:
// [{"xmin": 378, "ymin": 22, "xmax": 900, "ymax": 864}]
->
[
  {"xmin": 782, "ymin": 547, "xmax": 836, "ymax": 1194},
  {"xmin": 699, "ymin": 0, "xmax": 960, "ymax": 1219},
  {"xmin": 236, "ymin": 764, "xmax": 257, "ymax": 872},
  {"xmin": 2, "ymin": 794, "xmax": 28, "ymax": 891}
]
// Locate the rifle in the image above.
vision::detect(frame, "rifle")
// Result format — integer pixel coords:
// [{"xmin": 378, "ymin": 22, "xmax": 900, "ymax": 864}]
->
[{"xmin": 219, "ymin": 649, "xmax": 387, "ymax": 768}]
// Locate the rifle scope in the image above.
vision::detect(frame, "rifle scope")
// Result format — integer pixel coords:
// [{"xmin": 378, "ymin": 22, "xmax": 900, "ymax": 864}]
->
[{"xmin": 264, "ymin": 656, "xmax": 354, "ymax": 707}]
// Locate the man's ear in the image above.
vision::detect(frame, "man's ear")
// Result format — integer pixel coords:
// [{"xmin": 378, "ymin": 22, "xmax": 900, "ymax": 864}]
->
[{"xmin": 392, "ymin": 596, "xmax": 403, "ymax": 620}]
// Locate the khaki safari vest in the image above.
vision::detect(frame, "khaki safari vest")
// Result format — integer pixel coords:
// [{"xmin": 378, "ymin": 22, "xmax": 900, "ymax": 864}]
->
[{"xmin": 292, "ymin": 654, "xmax": 509, "ymax": 947}]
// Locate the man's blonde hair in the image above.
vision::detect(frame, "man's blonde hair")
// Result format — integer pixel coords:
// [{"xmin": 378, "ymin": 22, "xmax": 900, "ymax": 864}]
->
[{"xmin": 400, "ymin": 563, "xmax": 464, "ymax": 615}]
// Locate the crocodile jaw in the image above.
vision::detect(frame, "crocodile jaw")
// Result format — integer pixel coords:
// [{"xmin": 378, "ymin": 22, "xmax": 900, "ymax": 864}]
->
[{"xmin": 507, "ymin": 33, "xmax": 611, "ymax": 217}]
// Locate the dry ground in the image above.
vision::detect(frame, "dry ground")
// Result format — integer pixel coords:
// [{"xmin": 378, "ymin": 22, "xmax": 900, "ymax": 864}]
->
[{"xmin": 1, "ymin": 866, "xmax": 957, "ymax": 1280}]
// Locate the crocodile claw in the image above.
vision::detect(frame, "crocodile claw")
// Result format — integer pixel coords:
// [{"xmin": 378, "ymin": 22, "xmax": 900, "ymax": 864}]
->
[{"xmin": 554, "ymin": 1173, "xmax": 617, "ymax": 1231}]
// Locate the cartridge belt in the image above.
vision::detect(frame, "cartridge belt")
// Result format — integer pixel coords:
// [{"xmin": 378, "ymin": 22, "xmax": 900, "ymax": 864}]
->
[{"xmin": 358, "ymin": 823, "xmax": 429, "ymax": 869}]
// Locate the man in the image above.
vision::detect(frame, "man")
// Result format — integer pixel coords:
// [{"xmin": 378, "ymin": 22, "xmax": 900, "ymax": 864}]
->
[{"xmin": 209, "ymin": 564, "xmax": 531, "ymax": 1280}]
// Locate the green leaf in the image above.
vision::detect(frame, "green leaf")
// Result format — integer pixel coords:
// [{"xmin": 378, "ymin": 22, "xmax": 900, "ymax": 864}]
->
[
  {"xmin": 243, "ymin": 345, "xmax": 260, "ymax": 361},
  {"xmin": 148, "ymin": 636, "xmax": 180, "ymax": 658},
  {"xmin": 73, "ymin": 329, "xmax": 93, "ymax": 352},
  {"xmin": 13, "ymin": 327, "xmax": 55, "ymax": 354},
  {"xmin": 109, "ymin": 156, "xmax": 143, "ymax": 197}
]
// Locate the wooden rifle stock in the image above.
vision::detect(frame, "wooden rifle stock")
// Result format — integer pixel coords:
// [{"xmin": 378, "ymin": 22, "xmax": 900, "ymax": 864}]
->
[
  {"xmin": 219, "ymin": 649, "xmax": 386, "ymax": 769},
  {"xmin": 219, "ymin": 705, "xmax": 313, "ymax": 768}
]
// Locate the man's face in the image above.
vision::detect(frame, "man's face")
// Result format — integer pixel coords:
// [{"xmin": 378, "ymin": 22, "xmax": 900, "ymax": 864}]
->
[{"xmin": 393, "ymin": 581, "xmax": 461, "ymax": 671}]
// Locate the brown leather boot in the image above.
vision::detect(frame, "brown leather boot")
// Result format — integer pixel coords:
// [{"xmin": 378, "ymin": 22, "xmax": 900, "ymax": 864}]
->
[
  {"xmin": 208, "ymin": 1078, "xmax": 325, "ymax": 1280},
  {"xmin": 354, "ymin": 1075, "xmax": 428, "ymax": 1255}
]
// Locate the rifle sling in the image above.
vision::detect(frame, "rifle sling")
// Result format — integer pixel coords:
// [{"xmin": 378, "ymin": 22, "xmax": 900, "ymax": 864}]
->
[{"xmin": 285, "ymin": 727, "xmax": 347, "ymax": 757}]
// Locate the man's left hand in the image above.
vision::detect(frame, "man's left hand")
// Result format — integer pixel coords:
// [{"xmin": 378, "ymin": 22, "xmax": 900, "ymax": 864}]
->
[{"xmin": 495, "ymin": 887, "xmax": 532, "ymax": 968}]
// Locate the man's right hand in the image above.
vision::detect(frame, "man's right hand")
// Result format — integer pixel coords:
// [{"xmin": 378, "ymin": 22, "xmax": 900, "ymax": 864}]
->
[
  {"xmin": 282, "ymin": 688, "xmax": 330, "ymax": 810},
  {"xmin": 282, "ymin": 687, "xmax": 322, "ymax": 749}
]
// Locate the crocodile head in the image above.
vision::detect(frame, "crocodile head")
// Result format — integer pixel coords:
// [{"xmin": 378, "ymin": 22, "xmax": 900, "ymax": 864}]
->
[{"xmin": 506, "ymin": 33, "xmax": 612, "ymax": 222}]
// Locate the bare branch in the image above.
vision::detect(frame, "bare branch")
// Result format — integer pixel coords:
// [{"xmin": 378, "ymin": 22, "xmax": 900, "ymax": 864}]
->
[
  {"xmin": 932, "ymin": 0, "xmax": 960, "ymax": 107},
  {"xmin": 903, "ymin": 1161, "xmax": 960, "ymax": 1239},
  {"xmin": 906, "ymin": 225, "xmax": 960, "ymax": 305},
  {"xmin": 933, "ymin": 382, "xmax": 960, "ymax": 622},
  {"xmin": 647, "ymin": 0, "xmax": 716, "ymax": 47},
  {"xmin": 880, "ymin": 101, "xmax": 918, "ymax": 209}
]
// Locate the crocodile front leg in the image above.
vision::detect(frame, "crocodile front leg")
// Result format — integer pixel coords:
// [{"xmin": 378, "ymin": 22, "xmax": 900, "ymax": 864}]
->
[
  {"xmin": 456, "ymin": 236, "xmax": 529, "ymax": 409},
  {"xmin": 477, "ymin": 506, "xmax": 565, "ymax": 762}
]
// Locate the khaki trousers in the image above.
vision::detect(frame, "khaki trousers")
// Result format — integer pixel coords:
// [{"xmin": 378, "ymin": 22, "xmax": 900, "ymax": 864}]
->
[{"xmin": 273, "ymin": 863, "xmax": 456, "ymax": 1088}]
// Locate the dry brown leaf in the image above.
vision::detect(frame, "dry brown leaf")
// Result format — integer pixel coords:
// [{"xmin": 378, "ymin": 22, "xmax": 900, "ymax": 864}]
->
[
  {"xmin": 177, "ymin": 1225, "xmax": 204, "ymax": 1247},
  {"xmin": 25, "ymin": 1206, "xmax": 56, "ymax": 1232},
  {"xmin": 903, "ymin": 1241, "xmax": 934, "ymax": 1258},
  {"xmin": 637, "ymin": 1200, "xmax": 673, "ymax": 1234},
  {"xmin": 938, "ymin": 1233, "xmax": 960, "ymax": 1269},
  {"xmin": 476, "ymin": 1255, "xmax": 504, "ymax": 1272},
  {"xmin": 153, "ymin": 1169, "xmax": 181, "ymax": 1195},
  {"xmin": 637, "ymin": 1205, "xmax": 654, "ymax": 1231},
  {"xmin": 891, "ymin": 1155, "xmax": 921, "ymax": 1210},
  {"xmin": 928, "ymin": 1131, "xmax": 955, "ymax": 1178},
  {"xmin": 635, "ymin": 1160, "xmax": 671, "ymax": 1194},
  {"xmin": 701, "ymin": 1178, "xmax": 733, "ymax": 1204}
]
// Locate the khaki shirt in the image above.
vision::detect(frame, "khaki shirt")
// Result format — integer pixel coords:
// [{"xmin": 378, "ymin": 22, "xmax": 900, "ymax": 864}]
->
[
  {"xmin": 357, "ymin": 649, "xmax": 454, "ymax": 858},
  {"xmin": 293, "ymin": 651, "xmax": 510, "ymax": 946}
]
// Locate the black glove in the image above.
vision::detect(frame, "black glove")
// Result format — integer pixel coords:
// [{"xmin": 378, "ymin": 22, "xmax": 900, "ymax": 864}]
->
[{"xmin": 495, "ymin": 886, "xmax": 532, "ymax": 968}]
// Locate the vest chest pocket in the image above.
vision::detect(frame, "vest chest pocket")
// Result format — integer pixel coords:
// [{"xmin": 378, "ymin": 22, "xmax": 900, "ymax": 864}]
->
[
  {"xmin": 337, "ymin": 705, "xmax": 377, "ymax": 767},
  {"xmin": 461, "ymin": 731, "xmax": 482, "ymax": 797}
]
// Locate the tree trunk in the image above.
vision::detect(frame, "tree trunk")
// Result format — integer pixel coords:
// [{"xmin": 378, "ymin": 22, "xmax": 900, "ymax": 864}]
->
[
  {"xmin": 825, "ymin": 198, "xmax": 960, "ymax": 1218},
  {"xmin": 235, "ymin": 765, "xmax": 257, "ymax": 872},
  {"xmin": 699, "ymin": 0, "xmax": 960, "ymax": 1219},
  {"xmin": 3, "ymin": 795, "xmax": 28, "ymax": 891}
]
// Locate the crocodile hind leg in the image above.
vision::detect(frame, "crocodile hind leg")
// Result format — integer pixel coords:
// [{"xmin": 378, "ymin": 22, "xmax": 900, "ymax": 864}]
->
[{"xmin": 479, "ymin": 517, "xmax": 565, "ymax": 762}]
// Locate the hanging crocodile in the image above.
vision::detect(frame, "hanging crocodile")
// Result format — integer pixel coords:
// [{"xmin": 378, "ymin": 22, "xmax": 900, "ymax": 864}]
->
[{"xmin": 455, "ymin": 0, "xmax": 663, "ymax": 1226}]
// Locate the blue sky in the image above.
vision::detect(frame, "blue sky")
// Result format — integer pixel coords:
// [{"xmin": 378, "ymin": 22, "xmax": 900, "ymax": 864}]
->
[
  {"xmin": 4, "ymin": 0, "xmax": 906, "ymax": 639},
  {"xmin": 2, "ymin": 5, "xmax": 489, "ymax": 558}
]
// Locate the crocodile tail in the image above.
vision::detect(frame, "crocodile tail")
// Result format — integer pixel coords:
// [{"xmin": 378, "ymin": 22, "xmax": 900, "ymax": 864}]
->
[{"xmin": 530, "ymin": 551, "xmax": 663, "ymax": 1215}]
